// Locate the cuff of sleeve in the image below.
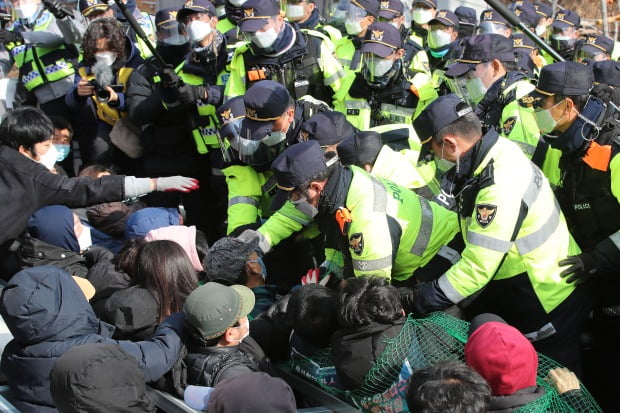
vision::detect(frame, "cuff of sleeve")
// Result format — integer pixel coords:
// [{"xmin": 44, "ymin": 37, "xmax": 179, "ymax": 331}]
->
[
  {"xmin": 124, "ymin": 176, "xmax": 152, "ymax": 198},
  {"xmin": 438, "ymin": 274, "xmax": 466, "ymax": 304}
]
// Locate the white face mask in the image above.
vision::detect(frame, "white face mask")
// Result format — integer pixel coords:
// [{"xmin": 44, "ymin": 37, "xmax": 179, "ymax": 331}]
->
[
  {"xmin": 428, "ymin": 29, "xmax": 452, "ymax": 48},
  {"xmin": 535, "ymin": 24, "xmax": 546, "ymax": 36},
  {"xmin": 372, "ymin": 58, "xmax": 394, "ymax": 77},
  {"xmin": 188, "ymin": 19, "xmax": 213, "ymax": 43},
  {"xmin": 15, "ymin": 3, "xmax": 39, "ymax": 20},
  {"xmin": 77, "ymin": 226, "xmax": 93, "ymax": 252},
  {"xmin": 250, "ymin": 26, "xmax": 278, "ymax": 49},
  {"xmin": 229, "ymin": 0, "xmax": 245, "ymax": 6},
  {"xmin": 435, "ymin": 142, "xmax": 456, "ymax": 172},
  {"xmin": 286, "ymin": 4, "xmax": 305, "ymax": 19},
  {"xmin": 533, "ymin": 100, "xmax": 564, "ymax": 134},
  {"xmin": 39, "ymin": 144, "xmax": 58, "ymax": 170},
  {"xmin": 411, "ymin": 8, "xmax": 433, "ymax": 24},
  {"xmin": 216, "ymin": 5, "xmax": 226, "ymax": 17},
  {"xmin": 390, "ymin": 21, "xmax": 400, "ymax": 29},
  {"xmin": 94, "ymin": 51, "xmax": 116, "ymax": 66},
  {"xmin": 465, "ymin": 76, "xmax": 488, "ymax": 105},
  {"xmin": 552, "ymin": 34, "xmax": 570, "ymax": 41},
  {"xmin": 345, "ymin": 18, "xmax": 364, "ymax": 35}
]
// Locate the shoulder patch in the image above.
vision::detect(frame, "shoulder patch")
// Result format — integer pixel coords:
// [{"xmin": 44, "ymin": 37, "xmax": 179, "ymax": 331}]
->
[
  {"xmin": 349, "ymin": 232, "xmax": 364, "ymax": 255},
  {"xmin": 476, "ymin": 204, "xmax": 497, "ymax": 228},
  {"xmin": 501, "ymin": 116, "xmax": 517, "ymax": 136}
]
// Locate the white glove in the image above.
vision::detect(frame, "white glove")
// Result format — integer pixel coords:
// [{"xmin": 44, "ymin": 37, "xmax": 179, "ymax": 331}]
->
[{"xmin": 156, "ymin": 176, "xmax": 199, "ymax": 192}]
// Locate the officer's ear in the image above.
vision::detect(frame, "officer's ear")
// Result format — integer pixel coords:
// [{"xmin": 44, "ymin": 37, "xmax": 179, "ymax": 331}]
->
[
  {"xmin": 449, "ymin": 27, "xmax": 458, "ymax": 41},
  {"xmin": 394, "ymin": 48, "xmax": 405, "ymax": 59},
  {"xmin": 367, "ymin": 15, "xmax": 375, "ymax": 24}
]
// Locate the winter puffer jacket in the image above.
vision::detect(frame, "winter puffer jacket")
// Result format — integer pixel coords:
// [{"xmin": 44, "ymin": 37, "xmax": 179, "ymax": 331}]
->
[{"xmin": 0, "ymin": 266, "xmax": 184, "ymax": 413}]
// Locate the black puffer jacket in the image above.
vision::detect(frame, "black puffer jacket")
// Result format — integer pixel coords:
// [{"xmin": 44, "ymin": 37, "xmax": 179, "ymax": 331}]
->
[
  {"xmin": 0, "ymin": 146, "xmax": 125, "ymax": 262},
  {"xmin": 185, "ymin": 337, "xmax": 267, "ymax": 387},
  {"xmin": 331, "ymin": 319, "xmax": 405, "ymax": 390},
  {"xmin": 0, "ymin": 266, "xmax": 185, "ymax": 413},
  {"xmin": 49, "ymin": 342, "xmax": 157, "ymax": 413}
]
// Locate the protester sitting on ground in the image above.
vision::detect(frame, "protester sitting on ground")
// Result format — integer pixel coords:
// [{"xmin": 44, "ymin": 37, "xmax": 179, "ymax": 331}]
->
[
  {"xmin": 202, "ymin": 236, "xmax": 277, "ymax": 317},
  {"xmin": 0, "ymin": 106, "xmax": 199, "ymax": 275},
  {"xmin": 184, "ymin": 282, "xmax": 272, "ymax": 387},
  {"xmin": 102, "ymin": 240, "xmax": 199, "ymax": 340},
  {"xmin": 287, "ymin": 283, "xmax": 340, "ymax": 358},
  {"xmin": 79, "ymin": 163, "xmax": 147, "ymax": 238},
  {"xmin": 145, "ymin": 225, "xmax": 208, "ymax": 274},
  {"xmin": 88, "ymin": 237, "xmax": 146, "ymax": 316},
  {"xmin": 406, "ymin": 360, "xmax": 491, "ymax": 413},
  {"xmin": 124, "ymin": 207, "xmax": 183, "ymax": 239},
  {"xmin": 331, "ymin": 276, "xmax": 406, "ymax": 390},
  {"xmin": 184, "ymin": 372, "xmax": 297, "ymax": 412},
  {"xmin": 465, "ymin": 313, "xmax": 546, "ymax": 411},
  {"xmin": 0, "ymin": 266, "xmax": 185, "ymax": 412},
  {"xmin": 50, "ymin": 342, "xmax": 156, "ymax": 413}
]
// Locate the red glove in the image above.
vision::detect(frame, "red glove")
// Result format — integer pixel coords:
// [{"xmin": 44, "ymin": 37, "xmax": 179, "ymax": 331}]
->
[{"xmin": 301, "ymin": 268, "xmax": 331, "ymax": 286}]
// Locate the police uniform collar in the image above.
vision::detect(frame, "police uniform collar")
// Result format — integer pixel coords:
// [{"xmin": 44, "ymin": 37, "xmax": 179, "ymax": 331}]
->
[
  {"xmin": 458, "ymin": 128, "xmax": 499, "ymax": 181},
  {"xmin": 318, "ymin": 164, "xmax": 352, "ymax": 215}
]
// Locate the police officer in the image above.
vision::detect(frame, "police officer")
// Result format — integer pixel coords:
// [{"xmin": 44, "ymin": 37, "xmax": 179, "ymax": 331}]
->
[
  {"xmin": 444, "ymin": 34, "xmax": 544, "ymax": 172},
  {"xmin": 285, "ymin": 0, "xmax": 341, "ymax": 44},
  {"xmin": 454, "ymin": 6, "xmax": 476, "ymax": 39},
  {"xmin": 512, "ymin": 33, "xmax": 544, "ymax": 79},
  {"xmin": 269, "ymin": 139, "xmax": 460, "ymax": 283},
  {"xmin": 333, "ymin": 0, "xmax": 379, "ymax": 73},
  {"xmin": 337, "ymin": 130, "xmax": 435, "ymax": 195},
  {"xmin": 0, "ymin": 0, "xmax": 83, "ymax": 113},
  {"xmin": 549, "ymin": 9, "xmax": 580, "ymax": 61},
  {"xmin": 574, "ymin": 34, "xmax": 614, "ymax": 63},
  {"xmin": 410, "ymin": 0, "xmax": 436, "ymax": 44},
  {"xmin": 126, "ymin": 2, "xmax": 227, "ymax": 242},
  {"xmin": 337, "ymin": 22, "xmax": 430, "ymax": 129},
  {"xmin": 523, "ymin": 62, "xmax": 620, "ymax": 295},
  {"xmin": 407, "ymin": 94, "xmax": 590, "ymax": 373},
  {"xmin": 426, "ymin": 9, "xmax": 461, "ymax": 93},
  {"xmin": 225, "ymin": 0, "xmax": 345, "ymax": 105},
  {"xmin": 379, "ymin": 0, "xmax": 435, "ymax": 114},
  {"xmin": 223, "ymin": 80, "xmax": 319, "ymax": 290},
  {"xmin": 298, "ymin": 110, "xmax": 356, "ymax": 154},
  {"xmin": 478, "ymin": 8, "xmax": 511, "ymax": 37}
]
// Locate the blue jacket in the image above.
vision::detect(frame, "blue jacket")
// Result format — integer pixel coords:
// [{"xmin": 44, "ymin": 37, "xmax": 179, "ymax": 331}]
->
[{"xmin": 0, "ymin": 266, "xmax": 185, "ymax": 413}]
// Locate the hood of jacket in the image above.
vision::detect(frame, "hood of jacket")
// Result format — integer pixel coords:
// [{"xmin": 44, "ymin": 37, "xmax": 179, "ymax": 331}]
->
[
  {"xmin": 1, "ymin": 266, "xmax": 101, "ymax": 345},
  {"xmin": 28, "ymin": 205, "xmax": 80, "ymax": 253},
  {"xmin": 465, "ymin": 321, "xmax": 538, "ymax": 396},
  {"xmin": 124, "ymin": 207, "xmax": 180, "ymax": 239},
  {"xmin": 49, "ymin": 342, "xmax": 156, "ymax": 413}
]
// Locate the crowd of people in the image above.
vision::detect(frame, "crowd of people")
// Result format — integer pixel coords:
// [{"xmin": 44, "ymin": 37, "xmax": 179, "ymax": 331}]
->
[{"xmin": 0, "ymin": 0, "xmax": 617, "ymax": 410}]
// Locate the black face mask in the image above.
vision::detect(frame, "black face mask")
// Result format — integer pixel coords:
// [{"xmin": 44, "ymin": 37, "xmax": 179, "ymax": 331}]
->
[
  {"xmin": 551, "ymin": 36, "xmax": 576, "ymax": 54},
  {"xmin": 225, "ymin": 3, "xmax": 244, "ymax": 25},
  {"xmin": 156, "ymin": 41, "xmax": 190, "ymax": 66}
]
